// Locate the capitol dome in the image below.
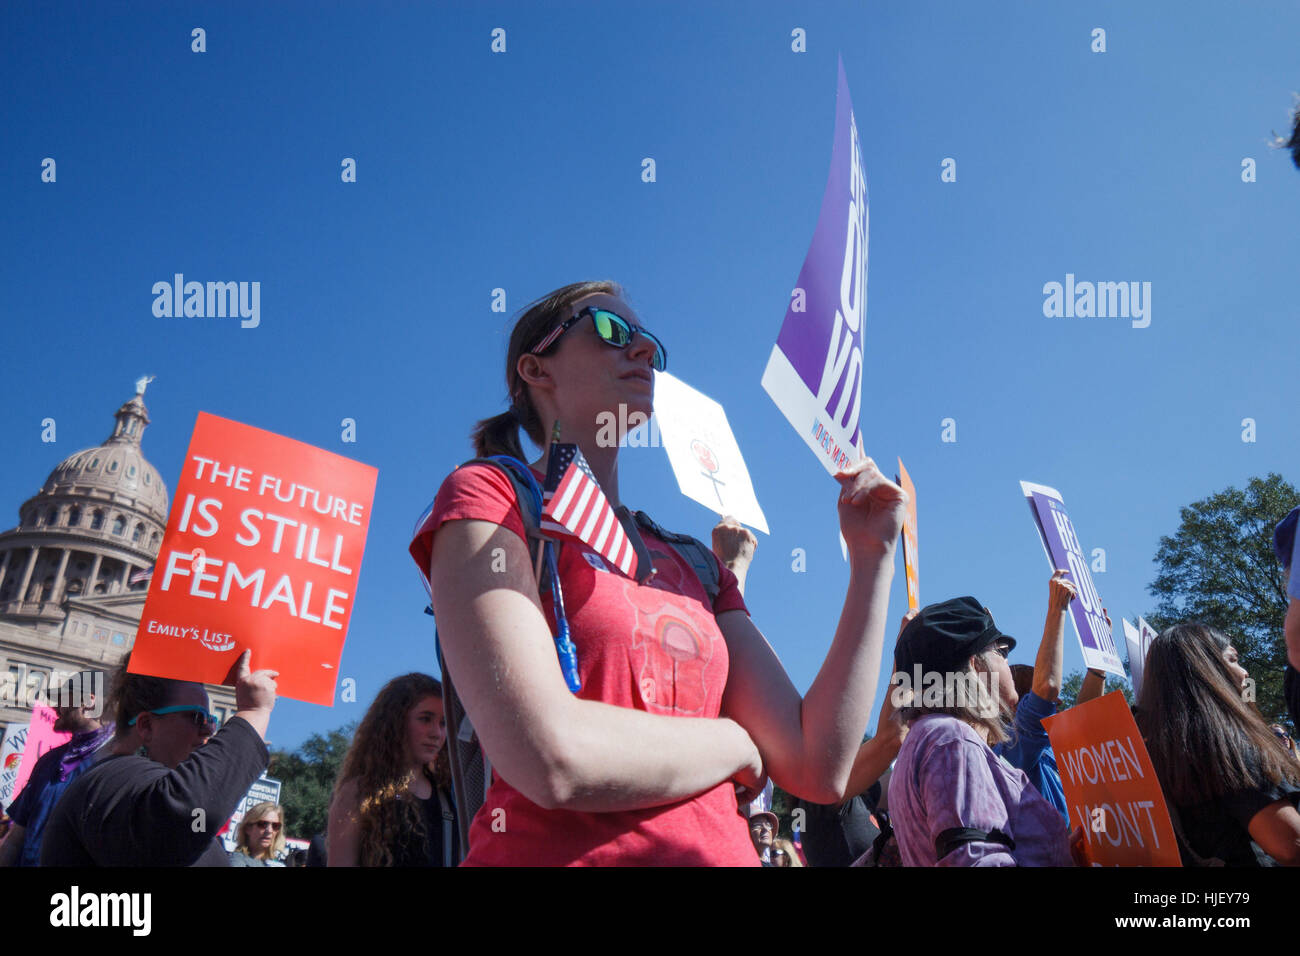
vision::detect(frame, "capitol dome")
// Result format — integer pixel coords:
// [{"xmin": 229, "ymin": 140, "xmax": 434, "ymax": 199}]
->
[
  {"xmin": 39, "ymin": 393, "xmax": 169, "ymax": 526},
  {"xmin": 0, "ymin": 379, "xmax": 170, "ymax": 629}
]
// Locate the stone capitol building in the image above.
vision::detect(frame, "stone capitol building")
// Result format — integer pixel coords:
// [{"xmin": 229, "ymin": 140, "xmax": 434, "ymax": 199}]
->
[{"xmin": 0, "ymin": 379, "xmax": 237, "ymax": 740}]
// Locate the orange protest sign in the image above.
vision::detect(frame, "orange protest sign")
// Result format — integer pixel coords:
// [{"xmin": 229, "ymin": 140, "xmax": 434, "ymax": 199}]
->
[
  {"xmin": 897, "ymin": 459, "xmax": 919, "ymax": 611},
  {"xmin": 131, "ymin": 413, "xmax": 378, "ymax": 705},
  {"xmin": 1042, "ymin": 691, "xmax": 1181, "ymax": 867}
]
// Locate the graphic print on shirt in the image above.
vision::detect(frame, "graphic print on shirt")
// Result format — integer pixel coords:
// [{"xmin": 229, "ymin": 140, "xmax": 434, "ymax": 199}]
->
[{"xmin": 626, "ymin": 550, "xmax": 717, "ymax": 716}]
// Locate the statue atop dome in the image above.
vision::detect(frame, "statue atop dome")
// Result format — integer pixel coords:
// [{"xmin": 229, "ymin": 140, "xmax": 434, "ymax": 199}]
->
[{"xmin": 135, "ymin": 374, "xmax": 155, "ymax": 397}]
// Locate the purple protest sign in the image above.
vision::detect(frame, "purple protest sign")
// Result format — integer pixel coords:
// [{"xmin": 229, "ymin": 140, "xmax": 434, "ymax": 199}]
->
[
  {"xmin": 761, "ymin": 55, "xmax": 868, "ymax": 476},
  {"xmin": 1020, "ymin": 481, "xmax": 1124, "ymax": 677}
]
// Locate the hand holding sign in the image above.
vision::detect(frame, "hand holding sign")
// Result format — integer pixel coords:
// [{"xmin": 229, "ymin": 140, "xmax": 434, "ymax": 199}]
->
[
  {"xmin": 1048, "ymin": 569, "xmax": 1078, "ymax": 611},
  {"xmin": 835, "ymin": 458, "xmax": 905, "ymax": 554},
  {"xmin": 711, "ymin": 516, "xmax": 757, "ymax": 568},
  {"xmin": 226, "ymin": 649, "xmax": 278, "ymax": 739}
]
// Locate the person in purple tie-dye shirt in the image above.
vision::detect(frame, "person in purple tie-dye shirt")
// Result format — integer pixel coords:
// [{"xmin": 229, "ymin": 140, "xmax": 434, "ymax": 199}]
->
[{"xmin": 888, "ymin": 597, "xmax": 1076, "ymax": 866}]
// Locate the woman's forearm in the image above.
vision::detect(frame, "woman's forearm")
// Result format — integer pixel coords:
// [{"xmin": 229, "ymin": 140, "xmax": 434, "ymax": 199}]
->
[
  {"xmin": 790, "ymin": 544, "xmax": 896, "ymax": 801},
  {"xmin": 541, "ymin": 700, "xmax": 757, "ymax": 812}
]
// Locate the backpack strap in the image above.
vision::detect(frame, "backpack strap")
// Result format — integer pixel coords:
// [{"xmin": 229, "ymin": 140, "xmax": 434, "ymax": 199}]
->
[
  {"xmin": 435, "ymin": 785, "xmax": 455, "ymax": 869},
  {"xmin": 632, "ymin": 510, "xmax": 721, "ymax": 605},
  {"xmin": 429, "ymin": 455, "xmax": 565, "ymax": 864},
  {"xmin": 460, "ymin": 456, "xmax": 553, "ymax": 588}
]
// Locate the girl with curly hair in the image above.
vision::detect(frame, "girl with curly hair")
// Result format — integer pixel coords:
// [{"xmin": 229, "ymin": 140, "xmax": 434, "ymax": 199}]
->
[{"xmin": 328, "ymin": 673, "xmax": 456, "ymax": 866}]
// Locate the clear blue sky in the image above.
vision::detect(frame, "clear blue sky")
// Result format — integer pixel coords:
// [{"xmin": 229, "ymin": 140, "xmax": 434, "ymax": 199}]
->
[{"xmin": 3, "ymin": 1, "xmax": 1297, "ymax": 752}]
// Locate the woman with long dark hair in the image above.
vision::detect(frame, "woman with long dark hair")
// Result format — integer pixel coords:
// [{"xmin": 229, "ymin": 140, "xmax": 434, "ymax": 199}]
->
[
  {"xmin": 410, "ymin": 280, "xmax": 903, "ymax": 866},
  {"xmin": 1137, "ymin": 623, "xmax": 1300, "ymax": 866},
  {"xmin": 328, "ymin": 673, "xmax": 455, "ymax": 866}
]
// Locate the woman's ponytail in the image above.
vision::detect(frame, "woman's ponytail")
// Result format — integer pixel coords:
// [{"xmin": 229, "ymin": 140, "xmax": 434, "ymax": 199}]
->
[{"xmin": 471, "ymin": 410, "xmax": 526, "ymax": 460}]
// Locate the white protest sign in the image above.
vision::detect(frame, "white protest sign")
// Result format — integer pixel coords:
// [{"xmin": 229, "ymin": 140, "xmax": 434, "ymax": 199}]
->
[
  {"xmin": 0, "ymin": 722, "xmax": 30, "ymax": 811},
  {"xmin": 1122, "ymin": 618, "xmax": 1144, "ymax": 700},
  {"xmin": 647, "ymin": 370, "xmax": 769, "ymax": 534},
  {"xmin": 1137, "ymin": 617, "xmax": 1157, "ymax": 658}
]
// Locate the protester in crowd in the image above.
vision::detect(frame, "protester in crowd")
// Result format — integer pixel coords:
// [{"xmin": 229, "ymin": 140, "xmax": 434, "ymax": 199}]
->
[
  {"xmin": 40, "ymin": 650, "xmax": 276, "ymax": 866},
  {"xmin": 328, "ymin": 673, "xmax": 456, "ymax": 867},
  {"xmin": 1273, "ymin": 506, "xmax": 1300, "ymax": 729},
  {"xmin": 230, "ymin": 801, "xmax": 287, "ymax": 866},
  {"xmin": 888, "ymin": 597, "xmax": 1075, "ymax": 866},
  {"xmin": 747, "ymin": 808, "xmax": 780, "ymax": 865},
  {"xmin": 988, "ymin": 571, "xmax": 1078, "ymax": 820},
  {"xmin": 306, "ymin": 831, "xmax": 328, "ymax": 867},
  {"xmin": 1270, "ymin": 725, "xmax": 1299, "ymax": 762},
  {"xmin": 771, "ymin": 838, "xmax": 802, "ymax": 867},
  {"xmin": 1205, "ymin": 629, "xmax": 1251, "ymax": 693},
  {"xmin": 411, "ymin": 281, "xmax": 903, "ymax": 866},
  {"xmin": 797, "ymin": 611, "xmax": 913, "ymax": 866},
  {"xmin": 1137, "ymin": 622, "xmax": 1300, "ymax": 865},
  {"xmin": 0, "ymin": 672, "xmax": 114, "ymax": 867},
  {"xmin": 711, "ymin": 515, "xmax": 757, "ymax": 597}
]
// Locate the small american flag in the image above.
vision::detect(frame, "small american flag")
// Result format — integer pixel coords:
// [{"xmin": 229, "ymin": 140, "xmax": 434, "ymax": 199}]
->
[
  {"xmin": 542, "ymin": 443, "xmax": 647, "ymax": 580},
  {"xmin": 129, "ymin": 566, "xmax": 153, "ymax": 586}
]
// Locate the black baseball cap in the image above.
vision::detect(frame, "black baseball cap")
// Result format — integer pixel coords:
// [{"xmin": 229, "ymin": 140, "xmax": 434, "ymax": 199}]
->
[{"xmin": 895, "ymin": 596, "xmax": 1016, "ymax": 677}]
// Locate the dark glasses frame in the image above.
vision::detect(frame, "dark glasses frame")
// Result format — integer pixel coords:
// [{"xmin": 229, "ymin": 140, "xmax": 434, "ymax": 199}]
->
[{"xmin": 529, "ymin": 307, "xmax": 667, "ymax": 372}]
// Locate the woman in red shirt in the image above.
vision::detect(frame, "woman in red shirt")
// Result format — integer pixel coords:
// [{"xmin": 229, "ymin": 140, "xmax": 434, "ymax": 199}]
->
[{"xmin": 411, "ymin": 280, "xmax": 904, "ymax": 866}]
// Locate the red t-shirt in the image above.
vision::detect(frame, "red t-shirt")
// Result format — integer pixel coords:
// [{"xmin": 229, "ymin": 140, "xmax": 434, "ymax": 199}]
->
[{"xmin": 410, "ymin": 463, "xmax": 759, "ymax": 866}]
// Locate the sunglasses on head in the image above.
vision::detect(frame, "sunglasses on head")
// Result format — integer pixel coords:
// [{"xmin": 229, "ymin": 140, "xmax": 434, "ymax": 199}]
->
[
  {"xmin": 127, "ymin": 704, "xmax": 217, "ymax": 732},
  {"xmin": 530, "ymin": 307, "xmax": 667, "ymax": 372}
]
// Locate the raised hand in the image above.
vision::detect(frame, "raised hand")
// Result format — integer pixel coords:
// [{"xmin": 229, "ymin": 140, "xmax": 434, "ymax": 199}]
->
[
  {"xmin": 834, "ymin": 457, "xmax": 907, "ymax": 555},
  {"xmin": 711, "ymin": 516, "xmax": 757, "ymax": 568},
  {"xmin": 227, "ymin": 649, "xmax": 279, "ymax": 718},
  {"xmin": 1048, "ymin": 569, "xmax": 1078, "ymax": 611}
]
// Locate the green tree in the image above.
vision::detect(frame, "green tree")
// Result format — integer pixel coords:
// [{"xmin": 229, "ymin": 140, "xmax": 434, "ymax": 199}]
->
[
  {"xmin": 267, "ymin": 723, "xmax": 356, "ymax": 840},
  {"xmin": 1057, "ymin": 669, "xmax": 1133, "ymax": 710},
  {"xmin": 1145, "ymin": 473, "xmax": 1298, "ymax": 726}
]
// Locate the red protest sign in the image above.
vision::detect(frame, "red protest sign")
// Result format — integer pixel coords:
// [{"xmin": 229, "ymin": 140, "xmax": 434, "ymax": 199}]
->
[
  {"xmin": 131, "ymin": 413, "xmax": 377, "ymax": 705},
  {"xmin": 1042, "ymin": 691, "xmax": 1181, "ymax": 867}
]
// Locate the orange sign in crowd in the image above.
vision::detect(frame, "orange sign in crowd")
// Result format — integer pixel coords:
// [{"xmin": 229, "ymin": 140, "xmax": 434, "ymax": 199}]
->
[
  {"xmin": 897, "ymin": 459, "xmax": 919, "ymax": 612},
  {"xmin": 131, "ymin": 413, "xmax": 378, "ymax": 705},
  {"xmin": 1043, "ymin": 691, "xmax": 1182, "ymax": 867}
]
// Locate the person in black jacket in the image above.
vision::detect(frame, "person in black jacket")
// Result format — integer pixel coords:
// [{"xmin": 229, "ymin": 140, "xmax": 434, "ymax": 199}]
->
[{"xmin": 40, "ymin": 650, "xmax": 277, "ymax": 867}]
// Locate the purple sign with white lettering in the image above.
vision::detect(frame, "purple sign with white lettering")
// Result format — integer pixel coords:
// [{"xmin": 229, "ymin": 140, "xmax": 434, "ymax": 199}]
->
[
  {"xmin": 762, "ymin": 55, "xmax": 868, "ymax": 476},
  {"xmin": 1021, "ymin": 481, "xmax": 1124, "ymax": 677}
]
